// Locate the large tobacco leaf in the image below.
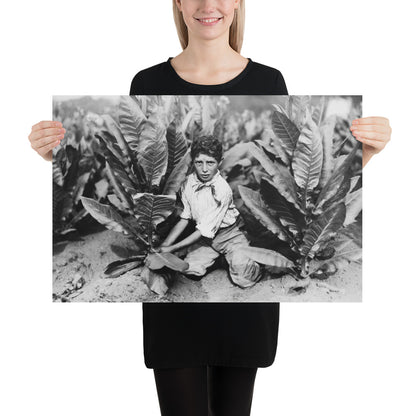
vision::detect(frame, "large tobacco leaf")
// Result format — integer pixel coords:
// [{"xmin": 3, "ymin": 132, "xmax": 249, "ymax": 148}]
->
[
  {"xmin": 133, "ymin": 193, "xmax": 176, "ymax": 242},
  {"xmin": 166, "ymin": 118, "xmax": 187, "ymax": 181},
  {"xmin": 138, "ymin": 126, "xmax": 168, "ymax": 188},
  {"xmin": 104, "ymin": 256, "xmax": 146, "ymax": 278},
  {"xmin": 80, "ymin": 196, "xmax": 141, "ymax": 239},
  {"xmin": 318, "ymin": 114, "xmax": 337, "ymax": 188},
  {"xmin": 309, "ymin": 235, "xmax": 361, "ymax": 276},
  {"xmin": 344, "ymin": 187, "xmax": 362, "ymax": 226},
  {"xmin": 271, "ymin": 104, "xmax": 300, "ymax": 157},
  {"xmin": 292, "ymin": 109, "xmax": 323, "ymax": 208},
  {"xmin": 146, "ymin": 252, "xmax": 189, "ymax": 272},
  {"xmin": 119, "ymin": 95, "xmax": 147, "ymax": 152},
  {"xmin": 314, "ymin": 141, "xmax": 360, "ymax": 213},
  {"xmin": 300, "ymin": 204, "xmax": 346, "ymax": 258},
  {"xmin": 247, "ymin": 142, "xmax": 302, "ymax": 211},
  {"xmin": 260, "ymin": 177, "xmax": 304, "ymax": 238},
  {"xmin": 162, "ymin": 151, "xmax": 192, "ymax": 195},
  {"xmin": 238, "ymin": 185, "xmax": 291, "ymax": 243},
  {"xmin": 105, "ymin": 159, "xmax": 135, "ymax": 213}
]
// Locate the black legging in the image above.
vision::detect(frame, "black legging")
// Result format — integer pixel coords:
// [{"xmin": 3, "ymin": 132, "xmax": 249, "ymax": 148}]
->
[{"xmin": 153, "ymin": 365, "xmax": 258, "ymax": 416}]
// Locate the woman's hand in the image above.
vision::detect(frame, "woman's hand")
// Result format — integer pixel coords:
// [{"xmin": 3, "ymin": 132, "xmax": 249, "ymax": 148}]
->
[
  {"xmin": 28, "ymin": 120, "xmax": 66, "ymax": 161},
  {"xmin": 350, "ymin": 117, "xmax": 391, "ymax": 167}
]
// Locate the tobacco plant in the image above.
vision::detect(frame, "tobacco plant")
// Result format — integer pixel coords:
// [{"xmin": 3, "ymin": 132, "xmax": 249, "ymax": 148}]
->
[
  {"xmin": 237, "ymin": 97, "xmax": 362, "ymax": 291},
  {"xmin": 53, "ymin": 98, "xmax": 120, "ymax": 244},
  {"xmin": 80, "ymin": 96, "xmax": 191, "ymax": 295},
  {"xmin": 53, "ymin": 131, "xmax": 106, "ymax": 244}
]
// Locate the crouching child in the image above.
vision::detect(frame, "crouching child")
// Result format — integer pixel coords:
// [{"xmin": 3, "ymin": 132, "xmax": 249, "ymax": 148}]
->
[{"xmin": 155, "ymin": 135, "xmax": 263, "ymax": 289}]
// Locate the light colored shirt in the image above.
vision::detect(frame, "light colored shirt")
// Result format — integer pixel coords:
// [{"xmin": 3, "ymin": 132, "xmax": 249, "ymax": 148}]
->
[{"xmin": 179, "ymin": 170, "xmax": 240, "ymax": 239}]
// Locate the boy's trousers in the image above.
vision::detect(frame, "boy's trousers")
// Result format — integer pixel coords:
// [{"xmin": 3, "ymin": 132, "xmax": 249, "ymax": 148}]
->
[{"xmin": 181, "ymin": 216, "xmax": 263, "ymax": 288}]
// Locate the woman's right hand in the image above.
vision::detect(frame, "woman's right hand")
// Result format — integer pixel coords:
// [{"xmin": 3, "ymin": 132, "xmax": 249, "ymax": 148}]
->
[{"xmin": 28, "ymin": 120, "xmax": 66, "ymax": 162}]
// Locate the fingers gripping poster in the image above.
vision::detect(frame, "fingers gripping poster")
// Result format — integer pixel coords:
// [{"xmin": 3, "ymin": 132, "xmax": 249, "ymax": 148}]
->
[{"xmin": 52, "ymin": 95, "xmax": 362, "ymax": 302}]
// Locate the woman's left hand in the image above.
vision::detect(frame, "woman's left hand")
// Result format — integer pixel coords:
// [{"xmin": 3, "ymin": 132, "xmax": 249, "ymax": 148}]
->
[{"xmin": 350, "ymin": 116, "xmax": 392, "ymax": 167}]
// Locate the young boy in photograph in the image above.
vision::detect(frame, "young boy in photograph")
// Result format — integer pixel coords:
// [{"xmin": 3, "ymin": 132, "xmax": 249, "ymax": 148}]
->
[{"xmin": 156, "ymin": 135, "xmax": 263, "ymax": 289}]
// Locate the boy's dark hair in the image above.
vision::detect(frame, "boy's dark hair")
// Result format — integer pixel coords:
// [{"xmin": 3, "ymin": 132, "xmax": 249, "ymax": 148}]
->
[{"xmin": 190, "ymin": 135, "xmax": 223, "ymax": 163}]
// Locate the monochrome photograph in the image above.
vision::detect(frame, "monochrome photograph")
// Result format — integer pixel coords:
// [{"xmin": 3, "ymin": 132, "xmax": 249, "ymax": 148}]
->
[{"xmin": 52, "ymin": 95, "xmax": 362, "ymax": 302}]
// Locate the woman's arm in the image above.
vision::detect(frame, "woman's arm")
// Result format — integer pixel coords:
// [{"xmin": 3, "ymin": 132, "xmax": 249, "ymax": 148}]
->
[{"xmin": 350, "ymin": 116, "xmax": 392, "ymax": 167}]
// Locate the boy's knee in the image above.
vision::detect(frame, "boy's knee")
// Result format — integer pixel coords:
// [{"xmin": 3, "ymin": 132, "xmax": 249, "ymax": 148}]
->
[
  {"xmin": 181, "ymin": 262, "xmax": 207, "ymax": 277},
  {"xmin": 227, "ymin": 252, "xmax": 263, "ymax": 288}
]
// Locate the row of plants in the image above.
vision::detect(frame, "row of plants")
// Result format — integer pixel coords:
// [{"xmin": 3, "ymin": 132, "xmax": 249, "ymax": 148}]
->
[{"xmin": 53, "ymin": 95, "xmax": 362, "ymax": 295}]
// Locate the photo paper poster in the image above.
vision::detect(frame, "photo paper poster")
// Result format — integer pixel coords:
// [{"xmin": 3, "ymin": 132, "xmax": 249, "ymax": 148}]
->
[{"xmin": 52, "ymin": 95, "xmax": 362, "ymax": 302}]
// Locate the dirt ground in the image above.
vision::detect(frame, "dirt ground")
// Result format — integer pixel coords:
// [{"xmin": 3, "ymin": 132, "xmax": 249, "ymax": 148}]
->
[{"xmin": 53, "ymin": 228, "xmax": 362, "ymax": 303}]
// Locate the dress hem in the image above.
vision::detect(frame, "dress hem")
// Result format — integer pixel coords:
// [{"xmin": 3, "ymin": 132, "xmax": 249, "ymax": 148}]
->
[{"xmin": 144, "ymin": 355, "xmax": 277, "ymax": 369}]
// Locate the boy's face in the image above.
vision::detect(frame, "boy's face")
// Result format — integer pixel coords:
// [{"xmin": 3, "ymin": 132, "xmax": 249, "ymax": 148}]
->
[{"xmin": 193, "ymin": 153, "xmax": 220, "ymax": 182}]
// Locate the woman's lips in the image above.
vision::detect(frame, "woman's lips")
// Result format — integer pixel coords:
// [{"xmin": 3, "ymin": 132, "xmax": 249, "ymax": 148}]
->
[{"xmin": 195, "ymin": 17, "xmax": 223, "ymax": 26}]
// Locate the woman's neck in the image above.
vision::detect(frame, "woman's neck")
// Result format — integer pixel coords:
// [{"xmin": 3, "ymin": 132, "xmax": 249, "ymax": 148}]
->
[{"xmin": 170, "ymin": 36, "xmax": 249, "ymax": 85}]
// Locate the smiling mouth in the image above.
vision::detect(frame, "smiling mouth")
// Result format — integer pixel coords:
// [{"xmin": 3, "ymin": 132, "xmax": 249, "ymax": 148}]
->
[{"xmin": 195, "ymin": 17, "xmax": 223, "ymax": 24}]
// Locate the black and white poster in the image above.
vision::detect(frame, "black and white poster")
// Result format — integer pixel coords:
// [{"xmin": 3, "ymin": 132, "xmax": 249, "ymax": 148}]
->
[{"xmin": 52, "ymin": 95, "xmax": 362, "ymax": 302}]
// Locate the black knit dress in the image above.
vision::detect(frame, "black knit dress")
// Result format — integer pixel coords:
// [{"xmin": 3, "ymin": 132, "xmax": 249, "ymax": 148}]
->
[{"xmin": 129, "ymin": 58, "xmax": 288, "ymax": 369}]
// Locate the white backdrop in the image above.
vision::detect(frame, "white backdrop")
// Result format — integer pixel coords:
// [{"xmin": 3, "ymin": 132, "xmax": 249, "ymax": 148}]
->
[{"xmin": 1, "ymin": 1, "xmax": 414, "ymax": 415}]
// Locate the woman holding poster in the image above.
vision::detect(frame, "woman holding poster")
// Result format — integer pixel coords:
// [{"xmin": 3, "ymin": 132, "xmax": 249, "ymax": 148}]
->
[{"xmin": 28, "ymin": 0, "xmax": 391, "ymax": 415}]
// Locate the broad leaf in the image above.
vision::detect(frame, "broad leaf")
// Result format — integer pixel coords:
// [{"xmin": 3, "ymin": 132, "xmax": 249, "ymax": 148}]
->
[
  {"xmin": 119, "ymin": 96, "xmax": 147, "ymax": 152},
  {"xmin": 238, "ymin": 185, "xmax": 290, "ymax": 242},
  {"xmin": 318, "ymin": 115, "xmax": 337, "ymax": 188},
  {"xmin": 309, "ymin": 238, "xmax": 361, "ymax": 274},
  {"xmin": 133, "ymin": 193, "xmax": 176, "ymax": 240},
  {"xmin": 166, "ymin": 119, "xmax": 187, "ymax": 180},
  {"xmin": 80, "ymin": 196, "xmax": 140, "ymax": 238},
  {"xmin": 259, "ymin": 128, "xmax": 290, "ymax": 166},
  {"xmin": 340, "ymin": 221, "xmax": 362, "ymax": 246},
  {"xmin": 138, "ymin": 127, "xmax": 168, "ymax": 188},
  {"xmin": 293, "ymin": 96, "xmax": 311, "ymax": 128},
  {"xmin": 315, "ymin": 172, "xmax": 351, "ymax": 215},
  {"xmin": 301, "ymin": 204, "xmax": 346, "ymax": 258},
  {"xmin": 107, "ymin": 194, "xmax": 126, "ymax": 211},
  {"xmin": 312, "ymin": 96, "xmax": 326, "ymax": 126},
  {"xmin": 292, "ymin": 108, "xmax": 323, "ymax": 201},
  {"xmin": 181, "ymin": 106, "xmax": 197, "ymax": 135},
  {"xmin": 260, "ymin": 177, "xmax": 304, "ymax": 237},
  {"xmin": 105, "ymin": 160, "xmax": 135, "ymax": 213},
  {"xmin": 220, "ymin": 142, "xmax": 251, "ymax": 173},
  {"xmin": 271, "ymin": 105, "xmax": 300, "ymax": 156},
  {"xmin": 104, "ymin": 256, "xmax": 145, "ymax": 278},
  {"xmin": 314, "ymin": 141, "xmax": 361, "ymax": 211},
  {"xmin": 248, "ymin": 142, "xmax": 301, "ymax": 210},
  {"xmin": 200, "ymin": 95, "xmax": 216, "ymax": 134},
  {"xmin": 73, "ymin": 171, "xmax": 92, "ymax": 206},
  {"xmin": 147, "ymin": 252, "xmax": 189, "ymax": 272},
  {"xmin": 344, "ymin": 188, "xmax": 362, "ymax": 226},
  {"xmin": 101, "ymin": 115, "xmax": 134, "ymax": 168},
  {"xmin": 162, "ymin": 151, "xmax": 192, "ymax": 195},
  {"xmin": 349, "ymin": 175, "xmax": 361, "ymax": 193}
]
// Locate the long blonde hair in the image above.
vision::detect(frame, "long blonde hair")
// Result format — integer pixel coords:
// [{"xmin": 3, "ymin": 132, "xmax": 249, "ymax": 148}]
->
[{"xmin": 172, "ymin": 0, "xmax": 245, "ymax": 53}]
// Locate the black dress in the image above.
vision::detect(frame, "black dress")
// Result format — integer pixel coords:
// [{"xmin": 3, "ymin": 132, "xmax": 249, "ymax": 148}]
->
[{"xmin": 129, "ymin": 58, "xmax": 288, "ymax": 369}]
